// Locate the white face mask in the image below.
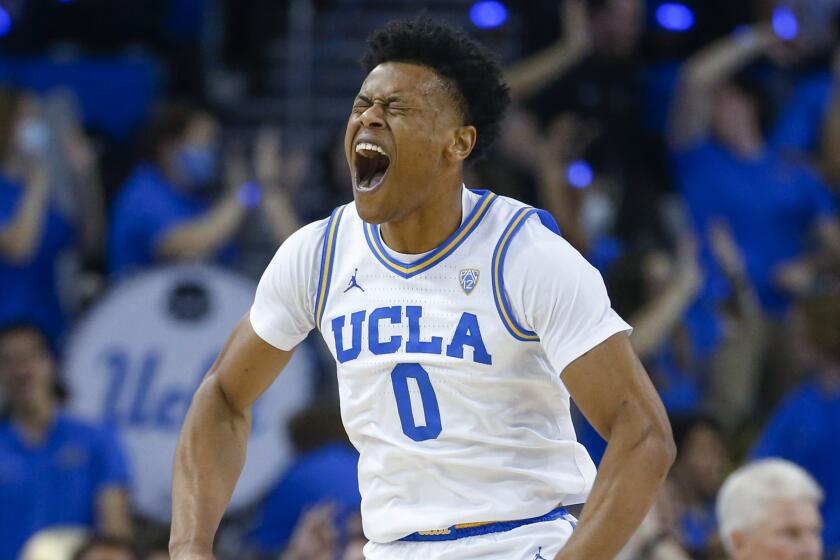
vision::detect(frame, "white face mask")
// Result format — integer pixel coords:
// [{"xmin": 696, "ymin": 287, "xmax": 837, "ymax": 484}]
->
[
  {"xmin": 581, "ymin": 190, "xmax": 615, "ymax": 240},
  {"xmin": 16, "ymin": 118, "xmax": 51, "ymax": 156}
]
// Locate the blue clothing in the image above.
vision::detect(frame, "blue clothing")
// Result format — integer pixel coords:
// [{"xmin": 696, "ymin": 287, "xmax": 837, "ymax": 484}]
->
[
  {"xmin": 680, "ymin": 502, "xmax": 717, "ymax": 554},
  {"xmin": 109, "ymin": 165, "xmax": 235, "ymax": 273},
  {"xmin": 248, "ymin": 443, "xmax": 361, "ymax": 554},
  {"xmin": 771, "ymin": 73, "xmax": 833, "ymax": 154},
  {"xmin": 0, "ymin": 176, "xmax": 74, "ymax": 344},
  {"xmin": 0, "ymin": 413, "xmax": 130, "ymax": 559},
  {"xmin": 673, "ymin": 141, "xmax": 838, "ymax": 314},
  {"xmin": 753, "ymin": 380, "xmax": 840, "ymax": 555}
]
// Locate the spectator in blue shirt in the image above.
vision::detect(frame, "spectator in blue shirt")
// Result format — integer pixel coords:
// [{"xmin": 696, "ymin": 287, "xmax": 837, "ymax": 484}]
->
[
  {"xmin": 0, "ymin": 323, "xmax": 132, "ymax": 560},
  {"xmin": 669, "ymin": 24, "xmax": 840, "ymax": 317},
  {"xmin": 752, "ymin": 289, "xmax": 840, "ymax": 556},
  {"xmin": 0, "ymin": 89, "xmax": 75, "ymax": 344},
  {"xmin": 247, "ymin": 406, "xmax": 361, "ymax": 558},
  {"xmin": 109, "ymin": 103, "xmax": 301, "ymax": 275},
  {"xmin": 109, "ymin": 102, "xmax": 245, "ymax": 274}
]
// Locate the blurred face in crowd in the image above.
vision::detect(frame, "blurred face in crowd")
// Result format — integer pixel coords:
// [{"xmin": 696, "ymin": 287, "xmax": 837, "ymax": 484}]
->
[
  {"xmin": 0, "ymin": 327, "xmax": 56, "ymax": 412},
  {"xmin": 590, "ymin": 0, "xmax": 644, "ymax": 57},
  {"xmin": 730, "ymin": 498, "xmax": 823, "ymax": 560},
  {"xmin": 345, "ymin": 61, "xmax": 471, "ymax": 224},
  {"xmin": 170, "ymin": 112, "xmax": 220, "ymax": 192},
  {"xmin": 677, "ymin": 423, "xmax": 725, "ymax": 500},
  {"xmin": 77, "ymin": 545, "xmax": 137, "ymax": 560},
  {"xmin": 4, "ymin": 93, "xmax": 50, "ymax": 160},
  {"xmin": 711, "ymin": 83, "xmax": 763, "ymax": 155}
]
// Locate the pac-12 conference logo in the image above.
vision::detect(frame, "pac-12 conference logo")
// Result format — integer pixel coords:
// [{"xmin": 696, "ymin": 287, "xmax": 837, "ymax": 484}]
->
[{"xmin": 459, "ymin": 268, "xmax": 479, "ymax": 294}]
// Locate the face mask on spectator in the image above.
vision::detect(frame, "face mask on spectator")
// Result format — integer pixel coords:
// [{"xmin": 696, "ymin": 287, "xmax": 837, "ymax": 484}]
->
[
  {"xmin": 16, "ymin": 118, "xmax": 50, "ymax": 157},
  {"xmin": 176, "ymin": 144, "xmax": 218, "ymax": 191}
]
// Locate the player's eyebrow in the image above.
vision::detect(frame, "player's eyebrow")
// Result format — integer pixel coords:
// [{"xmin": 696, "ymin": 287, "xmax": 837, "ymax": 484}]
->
[{"xmin": 355, "ymin": 92, "xmax": 417, "ymax": 104}]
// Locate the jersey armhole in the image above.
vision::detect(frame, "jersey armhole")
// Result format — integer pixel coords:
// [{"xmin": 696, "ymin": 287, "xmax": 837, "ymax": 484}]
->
[
  {"xmin": 491, "ymin": 207, "xmax": 541, "ymax": 342},
  {"xmin": 313, "ymin": 205, "xmax": 346, "ymax": 331}
]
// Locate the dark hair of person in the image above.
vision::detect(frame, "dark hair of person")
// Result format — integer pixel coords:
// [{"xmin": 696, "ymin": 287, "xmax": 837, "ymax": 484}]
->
[
  {"xmin": 669, "ymin": 413, "xmax": 724, "ymax": 458},
  {"xmin": 0, "ymin": 88, "xmax": 23, "ymax": 161},
  {"xmin": 72, "ymin": 536, "xmax": 138, "ymax": 560},
  {"xmin": 287, "ymin": 405, "xmax": 349, "ymax": 454},
  {"xmin": 605, "ymin": 251, "xmax": 649, "ymax": 320},
  {"xmin": 360, "ymin": 15, "xmax": 510, "ymax": 161},
  {"xmin": 800, "ymin": 288, "xmax": 840, "ymax": 363},
  {"xmin": 0, "ymin": 321, "xmax": 68, "ymax": 413},
  {"xmin": 136, "ymin": 101, "xmax": 208, "ymax": 165},
  {"xmin": 725, "ymin": 71, "xmax": 774, "ymax": 135}
]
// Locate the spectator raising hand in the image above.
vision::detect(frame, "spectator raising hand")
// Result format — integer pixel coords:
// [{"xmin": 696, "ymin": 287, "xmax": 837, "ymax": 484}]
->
[
  {"xmin": 253, "ymin": 126, "xmax": 303, "ymax": 244},
  {"xmin": 281, "ymin": 504, "xmax": 338, "ymax": 560},
  {"xmin": 505, "ymin": 0, "xmax": 591, "ymax": 102}
]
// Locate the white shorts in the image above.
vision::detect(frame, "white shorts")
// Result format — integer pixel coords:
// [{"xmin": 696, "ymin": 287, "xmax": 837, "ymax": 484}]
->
[{"xmin": 363, "ymin": 512, "xmax": 577, "ymax": 560}]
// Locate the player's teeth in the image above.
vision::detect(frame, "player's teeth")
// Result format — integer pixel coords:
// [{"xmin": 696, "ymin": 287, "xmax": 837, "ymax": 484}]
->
[{"xmin": 355, "ymin": 143, "xmax": 388, "ymax": 156}]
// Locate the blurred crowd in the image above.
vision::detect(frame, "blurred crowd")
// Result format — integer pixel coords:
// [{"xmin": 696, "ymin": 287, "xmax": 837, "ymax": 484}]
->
[{"xmin": 2, "ymin": 0, "xmax": 840, "ymax": 558}]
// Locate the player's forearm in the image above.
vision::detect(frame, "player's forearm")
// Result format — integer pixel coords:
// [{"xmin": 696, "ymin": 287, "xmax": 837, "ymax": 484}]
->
[
  {"xmin": 555, "ymin": 418, "xmax": 675, "ymax": 559},
  {"xmin": 170, "ymin": 374, "xmax": 251, "ymax": 557}
]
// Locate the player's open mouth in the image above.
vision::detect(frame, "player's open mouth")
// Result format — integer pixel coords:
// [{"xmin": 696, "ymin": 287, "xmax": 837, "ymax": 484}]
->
[{"xmin": 354, "ymin": 141, "xmax": 391, "ymax": 193}]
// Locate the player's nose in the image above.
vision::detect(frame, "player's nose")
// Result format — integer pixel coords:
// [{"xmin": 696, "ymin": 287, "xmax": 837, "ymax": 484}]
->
[{"xmin": 359, "ymin": 104, "xmax": 386, "ymax": 129}]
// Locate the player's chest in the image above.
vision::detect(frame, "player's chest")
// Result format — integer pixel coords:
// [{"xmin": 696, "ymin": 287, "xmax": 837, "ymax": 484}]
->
[{"xmin": 320, "ymin": 254, "xmax": 504, "ymax": 368}]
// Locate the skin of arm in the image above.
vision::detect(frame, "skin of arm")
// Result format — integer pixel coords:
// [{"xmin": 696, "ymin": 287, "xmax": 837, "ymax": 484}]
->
[
  {"xmin": 629, "ymin": 237, "xmax": 701, "ymax": 359},
  {"xmin": 555, "ymin": 333, "xmax": 676, "ymax": 560},
  {"xmin": 158, "ymin": 192, "xmax": 246, "ymax": 261},
  {"xmin": 505, "ymin": 0, "xmax": 590, "ymax": 102},
  {"xmin": 668, "ymin": 25, "xmax": 777, "ymax": 150},
  {"xmin": 96, "ymin": 486, "xmax": 133, "ymax": 538},
  {"xmin": 170, "ymin": 315, "xmax": 294, "ymax": 559},
  {"xmin": 0, "ymin": 164, "xmax": 50, "ymax": 263}
]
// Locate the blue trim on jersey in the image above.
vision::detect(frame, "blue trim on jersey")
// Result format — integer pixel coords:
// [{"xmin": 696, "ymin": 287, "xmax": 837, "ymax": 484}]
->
[
  {"xmin": 398, "ymin": 506, "xmax": 570, "ymax": 542},
  {"xmin": 313, "ymin": 205, "xmax": 346, "ymax": 330},
  {"xmin": 536, "ymin": 208, "xmax": 561, "ymax": 236},
  {"xmin": 492, "ymin": 207, "xmax": 540, "ymax": 341},
  {"xmin": 363, "ymin": 190, "xmax": 498, "ymax": 279}
]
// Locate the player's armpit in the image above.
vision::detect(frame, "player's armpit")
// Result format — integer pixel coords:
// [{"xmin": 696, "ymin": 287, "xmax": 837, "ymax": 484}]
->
[{"xmin": 562, "ymin": 331, "xmax": 671, "ymax": 446}]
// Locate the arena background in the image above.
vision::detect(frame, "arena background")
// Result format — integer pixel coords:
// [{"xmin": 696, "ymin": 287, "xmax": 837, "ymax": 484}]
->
[{"xmin": 1, "ymin": 0, "xmax": 840, "ymax": 558}]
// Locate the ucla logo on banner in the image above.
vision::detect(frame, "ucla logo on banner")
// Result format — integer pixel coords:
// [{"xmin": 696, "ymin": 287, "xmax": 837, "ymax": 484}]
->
[{"xmin": 459, "ymin": 268, "xmax": 480, "ymax": 294}]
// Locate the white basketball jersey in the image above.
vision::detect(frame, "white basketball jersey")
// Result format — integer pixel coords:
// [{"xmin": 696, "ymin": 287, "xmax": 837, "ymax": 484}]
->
[{"xmin": 250, "ymin": 188, "xmax": 631, "ymax": 543}]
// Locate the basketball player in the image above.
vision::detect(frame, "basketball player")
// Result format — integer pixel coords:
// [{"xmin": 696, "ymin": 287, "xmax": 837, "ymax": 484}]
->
[{"xmin": 170, "ymin": 17, "xmax": 675, "ymax": 560}]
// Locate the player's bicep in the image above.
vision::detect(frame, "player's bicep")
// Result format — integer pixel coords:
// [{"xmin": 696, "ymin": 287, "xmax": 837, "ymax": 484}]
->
[
  {"xmin": 563, "ymin": 333, "xmax": 668, "ymax": 442},
  {"xmin": 209, "ymin": 314, "xmax": 295, "ymax": 414}
]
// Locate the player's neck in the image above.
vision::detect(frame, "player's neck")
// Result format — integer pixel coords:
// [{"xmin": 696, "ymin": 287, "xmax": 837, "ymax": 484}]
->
[{"xmin": 380, "ymin": 181, "xmax": 463, "ymax": 255}]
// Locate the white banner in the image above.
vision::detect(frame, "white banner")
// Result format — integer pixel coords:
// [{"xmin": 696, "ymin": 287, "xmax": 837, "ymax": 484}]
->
[{"xmin": 64, "ymin": 264, "xmax": 314, "ymax": 521}]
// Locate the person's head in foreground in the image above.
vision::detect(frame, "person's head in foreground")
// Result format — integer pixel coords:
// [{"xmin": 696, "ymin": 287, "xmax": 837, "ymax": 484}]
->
[
  {"xmin": 716, "ymin": 459, "xmax": 823, "ymax": 560},
  {"xmin": 346, "ymin": 16, "xmax": 509, "ymax": 224},
  {"xmin": 71, "ymin": 536, "xmax": 138, "ymax": 560},
  {"xmin": 19, "ymin": 527, "xmax": 88, "ymax": 560}
]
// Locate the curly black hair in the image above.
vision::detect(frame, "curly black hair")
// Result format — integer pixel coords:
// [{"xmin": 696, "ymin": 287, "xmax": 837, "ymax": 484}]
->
[{"xmin": 361, "ymin": 16, "xmax": 510, "ymax": 161}]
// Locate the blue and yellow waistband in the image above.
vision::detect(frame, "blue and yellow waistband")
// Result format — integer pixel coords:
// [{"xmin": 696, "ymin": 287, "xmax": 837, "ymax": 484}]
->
[{"xmin": 398, "ymin": 506, "xmax": 571, "ymax": 542}]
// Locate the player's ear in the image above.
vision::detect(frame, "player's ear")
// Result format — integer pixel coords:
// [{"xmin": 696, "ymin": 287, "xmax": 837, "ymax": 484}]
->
[{"xmin": 446, "ymin": 125, "xmax": 477, "ymax": 163}]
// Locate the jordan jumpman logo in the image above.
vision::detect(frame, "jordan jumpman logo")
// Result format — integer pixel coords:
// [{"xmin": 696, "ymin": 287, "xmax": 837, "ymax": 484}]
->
[
  {"xmin": 344, "ymin": 268, "xmax": 364, "ymax": 292},
  {"xmin": 533, "ymin": 547, "xmax": 548, "ymax": 560}
]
